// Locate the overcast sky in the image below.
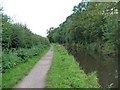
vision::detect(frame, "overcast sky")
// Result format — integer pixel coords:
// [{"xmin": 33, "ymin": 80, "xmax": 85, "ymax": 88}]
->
[{"xmin": 1, "ymin": 0, "xmax": 82, "ymax": 37}]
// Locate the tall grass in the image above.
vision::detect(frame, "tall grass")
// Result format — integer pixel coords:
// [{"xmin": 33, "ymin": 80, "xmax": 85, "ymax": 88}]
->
[
  {"xmin": 46, "ymin": 44, "xmax": 100, "ymax": 88},
  {"xmin": 2, "ymin": 46, "xmax": 50, "ymax": 88},
  {"xmin": 2, "ymin": 45, "xmax": 49, "ymax": 73}
]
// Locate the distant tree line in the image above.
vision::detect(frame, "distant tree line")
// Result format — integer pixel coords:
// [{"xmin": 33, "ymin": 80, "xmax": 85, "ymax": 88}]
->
[
  {"xmin": 47, "ymin": 2, "xmax": 118, "ymax": 56},
  {"xmin": 2, "ymin": 14, "xmax": 50, "ymax": 72},
  {"xmin": 2, "ymin": 14, "xmax": 49, "ymax": 50}
]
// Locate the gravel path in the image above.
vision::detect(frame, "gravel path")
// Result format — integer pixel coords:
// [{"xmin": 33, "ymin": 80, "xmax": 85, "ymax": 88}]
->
[{"xmin": 14, "ymin": 47, "xmax": 54, "ymax": 88}]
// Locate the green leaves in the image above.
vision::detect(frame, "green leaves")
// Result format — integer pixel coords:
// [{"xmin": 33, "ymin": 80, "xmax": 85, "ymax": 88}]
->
[
  {"xmin": 47, "ymin": 2, "xmax": 118, "ymax": 56},
  {"xmin": 2, "ymin": 45, "xmax": 49, "ymax": 73},
  {"xmin": 2, "ymin": 14, "xmax": 50, "ymax": 50},
  {"xmin": 46, "ymin": 45, "xmax": 100, "ymax": 88},
  {"xmin": 2, "ymin": 14, "xmax": 50, "ymax": 73}
]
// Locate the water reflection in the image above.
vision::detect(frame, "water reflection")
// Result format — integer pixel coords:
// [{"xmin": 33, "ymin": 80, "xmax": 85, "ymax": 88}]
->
[{"xmin": 73, "ymin": 52, "xmax": 118, "ymax": 88}]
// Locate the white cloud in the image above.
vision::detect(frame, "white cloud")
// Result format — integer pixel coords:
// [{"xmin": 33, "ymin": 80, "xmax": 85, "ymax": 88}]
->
[{"xmin": 2, "ymin": 0, "xmax": 82, "ymax": 37}]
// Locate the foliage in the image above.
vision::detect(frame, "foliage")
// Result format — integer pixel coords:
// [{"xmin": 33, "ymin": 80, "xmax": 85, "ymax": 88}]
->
[
  {"xmin": 2, "ymin": 47, "xmax": 50, "ymax": 88},
  {"xmin": 47, "ymin": 2, "xmax": 118, "ymax": 56},
  {"xmin": 2, "ymin": 45, "xmax": 49, "ymax": 73},
  {"xmin": 46, "ymin": 44, "xmax": 100, "ymax": 88},
  {"xmin": 2, "ymin": 14, "xmax": 50, "ymax": 73},
  {"xmin": 2, "ymin": 14, "xmax": 50, "ymax": 49}
]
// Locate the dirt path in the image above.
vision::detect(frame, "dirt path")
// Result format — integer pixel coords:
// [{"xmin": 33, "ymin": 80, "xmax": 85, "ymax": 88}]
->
[{"xmin": 14, "ymin": 47, "xmax": 54, "ymax": 88}]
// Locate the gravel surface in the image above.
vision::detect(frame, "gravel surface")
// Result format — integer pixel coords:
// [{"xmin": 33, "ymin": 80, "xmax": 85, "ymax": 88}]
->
[{"xmin": 14, "ymin": 47, "xmax": 54, "ymax": 88}]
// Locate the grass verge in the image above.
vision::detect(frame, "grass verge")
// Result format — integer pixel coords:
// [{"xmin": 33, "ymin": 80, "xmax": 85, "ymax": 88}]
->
[
  {"xmin": 0, "ymin": 73, "xmax": 2, "ymax": 89},
  {"xmin": 46, "ymin": 44, "xmax": 100, "ymax": 88},
  {"xmin": 2, "ymin": 46, "xmax": 50, "ymax": 88}
]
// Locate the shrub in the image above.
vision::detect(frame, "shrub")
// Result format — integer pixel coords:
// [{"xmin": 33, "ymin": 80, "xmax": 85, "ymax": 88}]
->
[{"xmin": 2, "ymin": 45, "xmax": 49, "ymax": 73}]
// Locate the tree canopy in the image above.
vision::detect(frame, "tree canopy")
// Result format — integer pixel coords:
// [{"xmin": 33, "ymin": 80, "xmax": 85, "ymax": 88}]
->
[
  {"xmin": 2, "ymin": 14, "xmax": 49, "ymax": 50},
  {"xmin": 47, "ymin": 2, "xmax": 118, "ymax": 56}
]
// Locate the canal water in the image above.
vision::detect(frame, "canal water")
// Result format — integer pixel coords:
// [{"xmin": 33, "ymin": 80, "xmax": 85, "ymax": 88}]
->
[{"xmin": 73, "ymin": 52, "xmax": 118, "ymax": 88}]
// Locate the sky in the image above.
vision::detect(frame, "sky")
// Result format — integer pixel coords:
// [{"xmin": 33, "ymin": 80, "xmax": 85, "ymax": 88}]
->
[{"xmin": 1, "ymin": 0, "xmax": 82, "ymax": 37}]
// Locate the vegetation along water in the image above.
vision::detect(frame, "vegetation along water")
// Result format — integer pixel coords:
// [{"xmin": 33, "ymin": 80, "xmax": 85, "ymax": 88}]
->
[
  {"xmin": 47, "ymin": 2, "xmax": 119, "ymax": 88},
  {"xmin": 1, "ymin": 1, "xmax": 119, "ymax": 89}
]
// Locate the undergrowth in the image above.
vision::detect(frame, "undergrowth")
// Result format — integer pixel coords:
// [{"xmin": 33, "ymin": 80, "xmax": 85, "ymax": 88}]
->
[
  {"xmin": 2, "ymin": 46, "xmax": 50, "ymax": 88},
  {"xmin": 46, "ymin": 44, "xmax": 100, "ymax": 88}
]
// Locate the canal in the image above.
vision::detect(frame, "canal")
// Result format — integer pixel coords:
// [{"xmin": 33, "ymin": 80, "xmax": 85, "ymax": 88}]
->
[{"xmin": 73, "ymin": 52, "xmax": 118, "ymax": 88}]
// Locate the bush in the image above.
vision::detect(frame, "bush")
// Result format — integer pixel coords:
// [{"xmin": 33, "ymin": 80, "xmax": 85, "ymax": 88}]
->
[
  {"xmin": 2, "ymin": 51, "xmax": 21, "ymax": 72},
  {"xmin": 2, "ymin": 45, "xmax": 49, "ymax": 73}
]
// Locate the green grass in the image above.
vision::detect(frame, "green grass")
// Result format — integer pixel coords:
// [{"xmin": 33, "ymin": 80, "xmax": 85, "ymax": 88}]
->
[
  {"xmin": 0, "ymin": 73, "xmax": 2, "ymax": 89},
  {"xmin": 2, "ymin": 45, "xmax": 49, "ymax": 73},
  {"xmin": 2, "ymin": 46, "xmax": 50, "ymax": 88},
  {"xmin": 46, "ymin": 44, "xmax": 100, "ymax": 88}
]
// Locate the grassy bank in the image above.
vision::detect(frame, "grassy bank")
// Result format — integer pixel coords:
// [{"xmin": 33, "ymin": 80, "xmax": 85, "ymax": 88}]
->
[
  {"xmin": 0, "ymin": 73, "xmax": 2, "ymax": 89},
  {"xmin": 46, "ymin": 44, "xmax": 100, "ymax": 88},
  {"xmin": 2, "ymin": 46, "xmax": 50, "ymax": 88}
]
